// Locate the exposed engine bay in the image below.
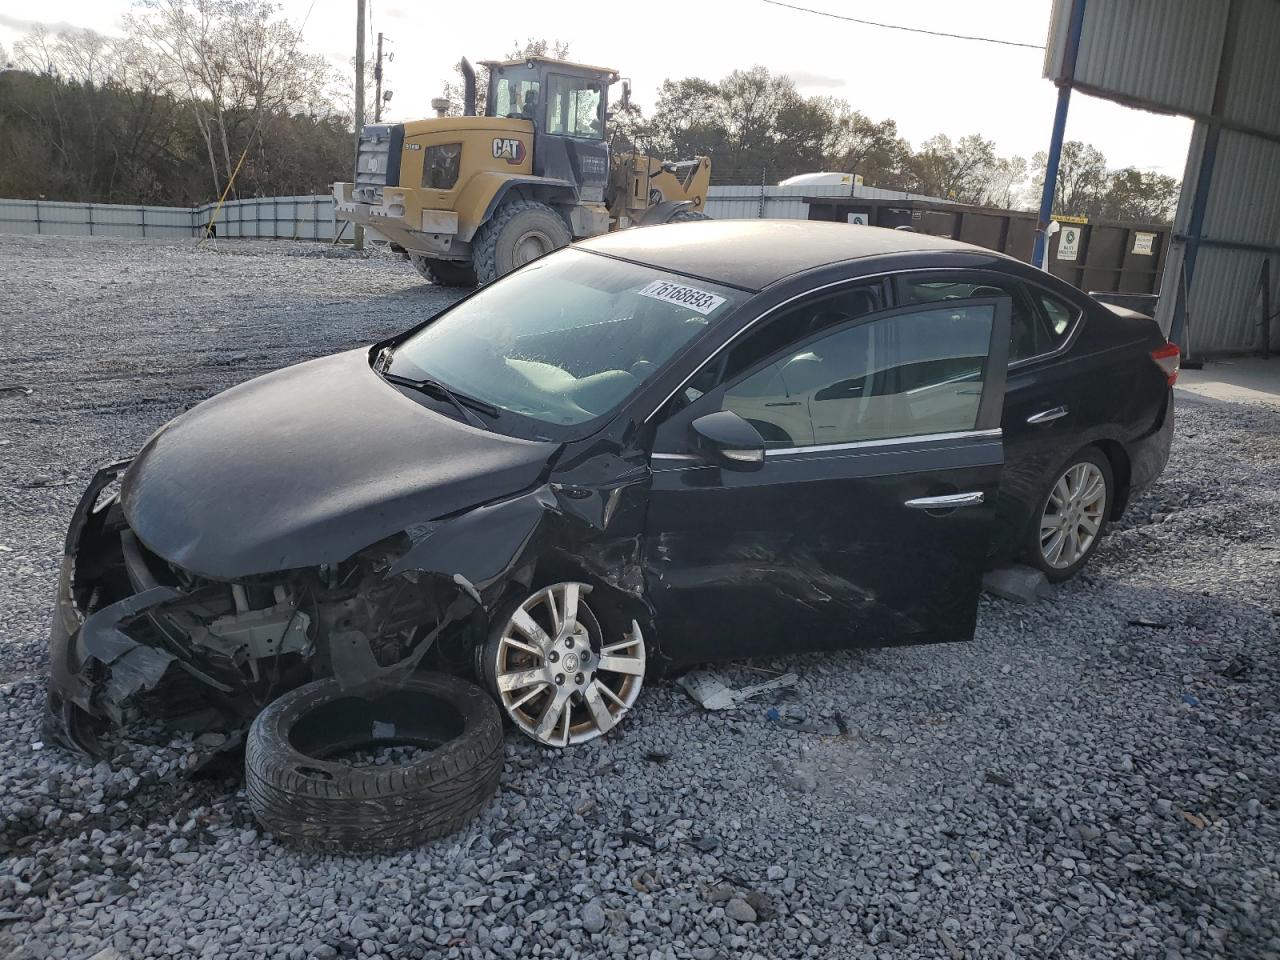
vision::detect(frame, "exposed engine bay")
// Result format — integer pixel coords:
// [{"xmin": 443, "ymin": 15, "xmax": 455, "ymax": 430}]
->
[{"xmin": 44, "ymin": 462, "xmax": 482, "ymax": 754}]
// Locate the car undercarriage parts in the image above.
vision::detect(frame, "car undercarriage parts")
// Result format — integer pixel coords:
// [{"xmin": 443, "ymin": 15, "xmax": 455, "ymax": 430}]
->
[{"xmin": 245, "ymin": 673, "xmax": 503, "ymax": 852}]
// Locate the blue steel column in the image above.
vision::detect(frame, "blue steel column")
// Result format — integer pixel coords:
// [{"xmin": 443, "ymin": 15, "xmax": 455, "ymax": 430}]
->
[
  {"xmin": 1171, "ymin": 0, "xmax": 1239, "ymax": 349},
  {"xmin": 1173, "ymin": 126, "xmax": 1220, "ymax": 346},
  {"xmin": 1032, "ymin": 0, "xmax": 1088, "ymax": 270}
]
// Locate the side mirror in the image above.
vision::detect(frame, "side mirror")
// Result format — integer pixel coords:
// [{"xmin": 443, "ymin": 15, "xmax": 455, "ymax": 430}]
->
[{"xmin": 690, "ymin": 410, "xmax": 766, "ymax": 472}]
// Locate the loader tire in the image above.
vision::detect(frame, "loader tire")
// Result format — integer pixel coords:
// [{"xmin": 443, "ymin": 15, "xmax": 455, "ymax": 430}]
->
[
  {"xmin": 473, "ymin": 200, "xmax": 571, "ymax": 285},
  {"xmin": 667, "ymin": 210, "xmax": 712, "ymax": 223},
  {"xmin": 245, "ymin": 673, "xmax": 503, "ymax": 853},
  {"xmin": 409, "ymin": 254, "xmax": 477, "ymax": 287}
]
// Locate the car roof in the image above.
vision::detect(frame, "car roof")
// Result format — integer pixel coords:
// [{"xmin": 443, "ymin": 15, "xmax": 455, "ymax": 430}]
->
[{"xmin": 577, "ymin": 220, "xmax": 996, "ymax": 291}]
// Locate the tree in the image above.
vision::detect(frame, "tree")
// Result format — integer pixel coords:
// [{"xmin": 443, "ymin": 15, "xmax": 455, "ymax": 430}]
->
[
  {"xmin": 124, "ymin": 0, "xmax": 333, "ymax": 197},
  {"xmin": 1026, "ymin": 143, "xmax": 1176, "ymax": 222},
  {"xmin": 1097, "ymin": 167, "xmax": 1179, "ymax": 222},
  {"xmin": 823, "ymin": 108, "xmax": 914, "ymax": 190},
  {"xmin": 1, "ymin": 16, "xmax": 352, "ymax": 205},
  {"xmin": 982, "ymin": 155, "xmax": 1029, "ymax": 209},
  {"xmin": 643, "ymin": 66, "xmax": 835, "ymax": 182},
  {"xmin": 1028, "ymin": 140, "xmax": 1109, "ymax": 217}
]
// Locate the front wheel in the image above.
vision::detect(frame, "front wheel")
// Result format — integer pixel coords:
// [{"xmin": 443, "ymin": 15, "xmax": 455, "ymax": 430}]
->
[
  {"xmin": 666, "ymin": 209, "xmax": 712, "ymax": 223},
  {"xmin": 1025, "ymin": 447, "xmax": 1114, "ymax": 581},
  {"xmin": 472, "ymin": 200, "xmax": 571, "ymax": 285},
  {"xmin": 477, "ymin": 582, "xmax": 646, "ymax": 747}
]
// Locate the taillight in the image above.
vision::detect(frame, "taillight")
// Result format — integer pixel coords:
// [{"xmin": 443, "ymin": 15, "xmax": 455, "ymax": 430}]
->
[{"xmin": 1151, "ymin": 342, "xmax": 1180, "ymax": 386}]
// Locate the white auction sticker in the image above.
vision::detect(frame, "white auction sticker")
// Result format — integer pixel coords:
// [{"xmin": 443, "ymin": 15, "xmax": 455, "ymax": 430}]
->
[{"xmin": 636, "ymin": 279, "xmax": 727, "ymax": 316}]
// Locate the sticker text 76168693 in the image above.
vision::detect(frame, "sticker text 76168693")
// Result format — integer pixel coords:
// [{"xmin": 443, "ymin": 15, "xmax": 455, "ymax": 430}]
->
[{"xmin": 636, "ymin": 279, "xmax": 727, "ymax": 316}]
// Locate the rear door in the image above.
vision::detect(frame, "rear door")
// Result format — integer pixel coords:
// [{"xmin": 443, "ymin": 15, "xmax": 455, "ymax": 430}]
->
[{"xmin": 644, "ymin": 293, "xmax": 1011, "ymax": 670}]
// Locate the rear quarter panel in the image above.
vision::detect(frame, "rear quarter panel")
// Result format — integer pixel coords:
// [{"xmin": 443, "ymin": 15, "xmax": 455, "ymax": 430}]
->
[{"xmin": 993, "ymin": 293, "xmax": 1169, "ymax": 563}]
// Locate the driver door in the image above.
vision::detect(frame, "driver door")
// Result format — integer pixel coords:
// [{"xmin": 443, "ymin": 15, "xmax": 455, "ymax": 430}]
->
[{"xmin": 643, "ymin": 294, "xmax": 1011, "ymax": 670}]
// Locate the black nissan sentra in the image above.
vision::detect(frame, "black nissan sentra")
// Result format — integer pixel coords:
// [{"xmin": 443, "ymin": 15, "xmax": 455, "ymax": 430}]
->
[{"xmin": 47, "ymin": 221, "xmax": 1176, "ymax": 753}]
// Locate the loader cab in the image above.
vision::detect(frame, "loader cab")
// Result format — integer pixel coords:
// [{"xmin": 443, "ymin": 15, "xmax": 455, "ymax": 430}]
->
[{"xmin": 483, "ymin": 56, "xmax": 615, "ymax": 204}]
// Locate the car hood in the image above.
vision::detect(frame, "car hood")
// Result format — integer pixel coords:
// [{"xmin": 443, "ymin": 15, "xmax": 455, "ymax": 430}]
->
[{"xmin": 121, "ymin": 349, "xmax": 557, "ymax": 580}]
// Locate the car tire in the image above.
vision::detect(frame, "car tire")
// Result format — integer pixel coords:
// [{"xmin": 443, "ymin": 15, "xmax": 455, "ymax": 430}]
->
[
  {"xmin": 1025, "ymin": 446, "xmax": 1114, "ymax": 582},
  {"xmin": 409, "ymin": 254, "xmax": 477, "ymax": 287},
  {"xmin": 472, "ymin": 200, "xmax": 571, "ymax": 285},
  {"xmin": 245, "ymin": 673, "xmax": 503, "ymax": 852}
]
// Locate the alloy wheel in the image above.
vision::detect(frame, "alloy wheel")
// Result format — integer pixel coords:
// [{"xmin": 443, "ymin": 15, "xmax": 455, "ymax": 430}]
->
[
  {"xmin": 1039, "ymin": 461, "xmax": 1107, "ymax": 569},
  {"xmin": 491, "ymin": 583, "xmax": 645, "ymax": 747}
]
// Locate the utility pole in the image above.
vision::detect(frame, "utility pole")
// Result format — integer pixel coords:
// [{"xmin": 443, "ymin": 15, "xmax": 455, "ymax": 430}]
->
[
  {"xmin": 374, "ymin": 32, "xmax": 384, "ymax": 123},
  {"xmin": 353, "ymin": 0, "xmax": 366, "ymax": 252}
]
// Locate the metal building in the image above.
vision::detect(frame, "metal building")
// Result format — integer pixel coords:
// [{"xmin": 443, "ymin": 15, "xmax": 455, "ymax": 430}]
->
[{"xmin": 1045, "ymin": 0, "xmax": 1280, "ymax": 357}]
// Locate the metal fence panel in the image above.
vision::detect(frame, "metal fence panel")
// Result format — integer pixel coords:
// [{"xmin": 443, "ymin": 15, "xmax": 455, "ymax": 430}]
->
[
  {"xmin": 0, "ymin": 195, "xmax": 337, "ymax": 240},
  {"xmin": 705, "ymin": 184, "xmax": 853, "ymax": 220}
]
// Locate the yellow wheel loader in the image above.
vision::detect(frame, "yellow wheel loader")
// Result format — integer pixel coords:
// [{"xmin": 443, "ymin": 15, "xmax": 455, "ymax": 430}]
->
[{"xmin": 333, "ymin": 56, "xmax": 711, "ymax": 286}]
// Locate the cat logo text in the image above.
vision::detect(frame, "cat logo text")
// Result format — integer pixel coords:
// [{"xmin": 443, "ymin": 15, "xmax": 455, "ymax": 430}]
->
[{"xmin": 492, "ymin": 138, "xmax": 526, "ymax": 164}]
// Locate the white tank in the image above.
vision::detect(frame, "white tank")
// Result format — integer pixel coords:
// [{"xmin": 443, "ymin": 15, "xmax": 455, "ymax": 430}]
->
[{"xmin": 777, "ymin": 172, "xmax": 860, "ymax": 188}]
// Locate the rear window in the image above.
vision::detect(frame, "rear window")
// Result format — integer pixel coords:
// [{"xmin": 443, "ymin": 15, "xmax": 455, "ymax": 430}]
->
[
  {"xmin": 1038, "ymin": 291, "xmax": 1077, "ymax": 339},
  {"xmin": 896, "ymin": 275, "xmax": 1050, "ymax": 364}
]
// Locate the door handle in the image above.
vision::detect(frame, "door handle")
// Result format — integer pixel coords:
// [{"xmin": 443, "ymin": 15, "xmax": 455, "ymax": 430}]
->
[
  {"xmin": 765, "ymin": 401, "xmax": 802, "ymax": 407},
  {"xmin": 905, "ymin": 491, "xmax": 985, "ymax": 509},
  {"xmin": 1027, "ymin": 405, "xmax": 1069, "ymax": 424}
]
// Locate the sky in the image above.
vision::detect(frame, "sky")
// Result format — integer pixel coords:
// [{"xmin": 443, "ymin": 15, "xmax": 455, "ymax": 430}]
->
[{"xmin": 0, "ymin": 0, "xmax": 1194, "ymax": 179}]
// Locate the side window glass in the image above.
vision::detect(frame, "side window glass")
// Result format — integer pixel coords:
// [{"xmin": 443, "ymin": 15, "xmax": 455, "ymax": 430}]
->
[
  {"xmin": 1038, "ymin": 292, "xmax": 1076, "ymax": 341},
  {"xmin": 897, "ymin": 276, "xmax": 1047, "ymax": 363},
  {"xmin": 723, "ymin": 283, "xmax": 883, "ymax": 381},
  {"xmin": 546, "ymin": 75, "xmax": 604, "ymax": 138},
  {"xmin": 723, "ymin": 303, "xmax": 995, "ymax": 447}
]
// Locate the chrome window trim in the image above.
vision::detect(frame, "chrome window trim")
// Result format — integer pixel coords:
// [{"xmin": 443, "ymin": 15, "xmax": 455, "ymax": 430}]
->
[
  {"xmin": 650, "ymin": 428, "xmax": 1002, "ymax": 471},
  {"xmin": 766, "ymin": 427, "xmax": 1001, "ymax": 458}
]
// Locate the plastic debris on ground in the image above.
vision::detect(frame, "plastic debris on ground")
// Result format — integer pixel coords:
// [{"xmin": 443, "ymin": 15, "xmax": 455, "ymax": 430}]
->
[
  {"xmin": 677, "ymin": 669, "xmax": 799, "ymax": 710},
  {"xmin": 982, "ymin": 565, "xmax": 1053, "ymax": 603}
]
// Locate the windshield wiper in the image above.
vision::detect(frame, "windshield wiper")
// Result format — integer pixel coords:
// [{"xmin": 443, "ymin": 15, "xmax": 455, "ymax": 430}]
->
[{"xmin": 382, "ymin": 372, "xmax": 498, "ymax": 431}]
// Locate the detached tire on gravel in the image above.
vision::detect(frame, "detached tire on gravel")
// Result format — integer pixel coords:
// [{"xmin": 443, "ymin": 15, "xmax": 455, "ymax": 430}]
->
[
  {"xmin": 245, "ymin": 673, "xmax": 502, "ymax": 852},
  {"xmin": 472, "ymin": 199, "xmax": 571, "ymax": 285}
]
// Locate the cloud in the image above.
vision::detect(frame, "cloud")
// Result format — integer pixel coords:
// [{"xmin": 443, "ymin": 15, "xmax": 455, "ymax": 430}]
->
[
  {"xmin": 0, "ymin": 13, "xmax": 94, "ymax": 35},
  {"xmin": 785, "ymin": 69, "xmax": 846, "ymax": 89}
]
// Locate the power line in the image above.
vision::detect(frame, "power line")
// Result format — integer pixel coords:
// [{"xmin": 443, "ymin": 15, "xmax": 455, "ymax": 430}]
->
[{"xmin": 759, "ymin": 0, "xmax": 1045, "ymax": 50}]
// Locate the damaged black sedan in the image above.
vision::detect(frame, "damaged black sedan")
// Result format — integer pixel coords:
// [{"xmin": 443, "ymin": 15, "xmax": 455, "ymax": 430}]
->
[{"xmin": 47, "ymin": 221, "xmax": 1175, "ymax": 754}]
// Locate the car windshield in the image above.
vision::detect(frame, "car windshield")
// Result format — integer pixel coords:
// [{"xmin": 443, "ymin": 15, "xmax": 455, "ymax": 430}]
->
[{"xmin": 386, "ymin": 249, "xmax": 743, "ymax": 438}]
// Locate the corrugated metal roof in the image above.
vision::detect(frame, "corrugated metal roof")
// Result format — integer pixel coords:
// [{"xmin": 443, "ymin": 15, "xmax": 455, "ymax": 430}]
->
[
  {"xmin": 1223, "ymin": 0, "xmax": 1280, "ymax": 134},
  {"xmin": 1048, "ymin": 0, "xmax": 1280, "ymax": 355},
  {"xmin": 1046, "ymin": 0, "xmax": 1280, "ymax": 137},
  {"xmin": 1045, "ymin": 0, "xmax": 1225, "ymax": 115}
]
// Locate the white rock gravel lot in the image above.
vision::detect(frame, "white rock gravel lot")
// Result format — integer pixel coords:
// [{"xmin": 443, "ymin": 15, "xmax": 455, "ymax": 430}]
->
[{"xmin": 1, "ymin": 235, "xmax": 1278, "ymax": 960}]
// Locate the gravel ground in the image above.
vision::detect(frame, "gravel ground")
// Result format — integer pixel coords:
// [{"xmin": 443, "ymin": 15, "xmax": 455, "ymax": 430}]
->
[{"xmin": 1, "ymin": 235, "xmax": 1278, "ymax": 960}]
